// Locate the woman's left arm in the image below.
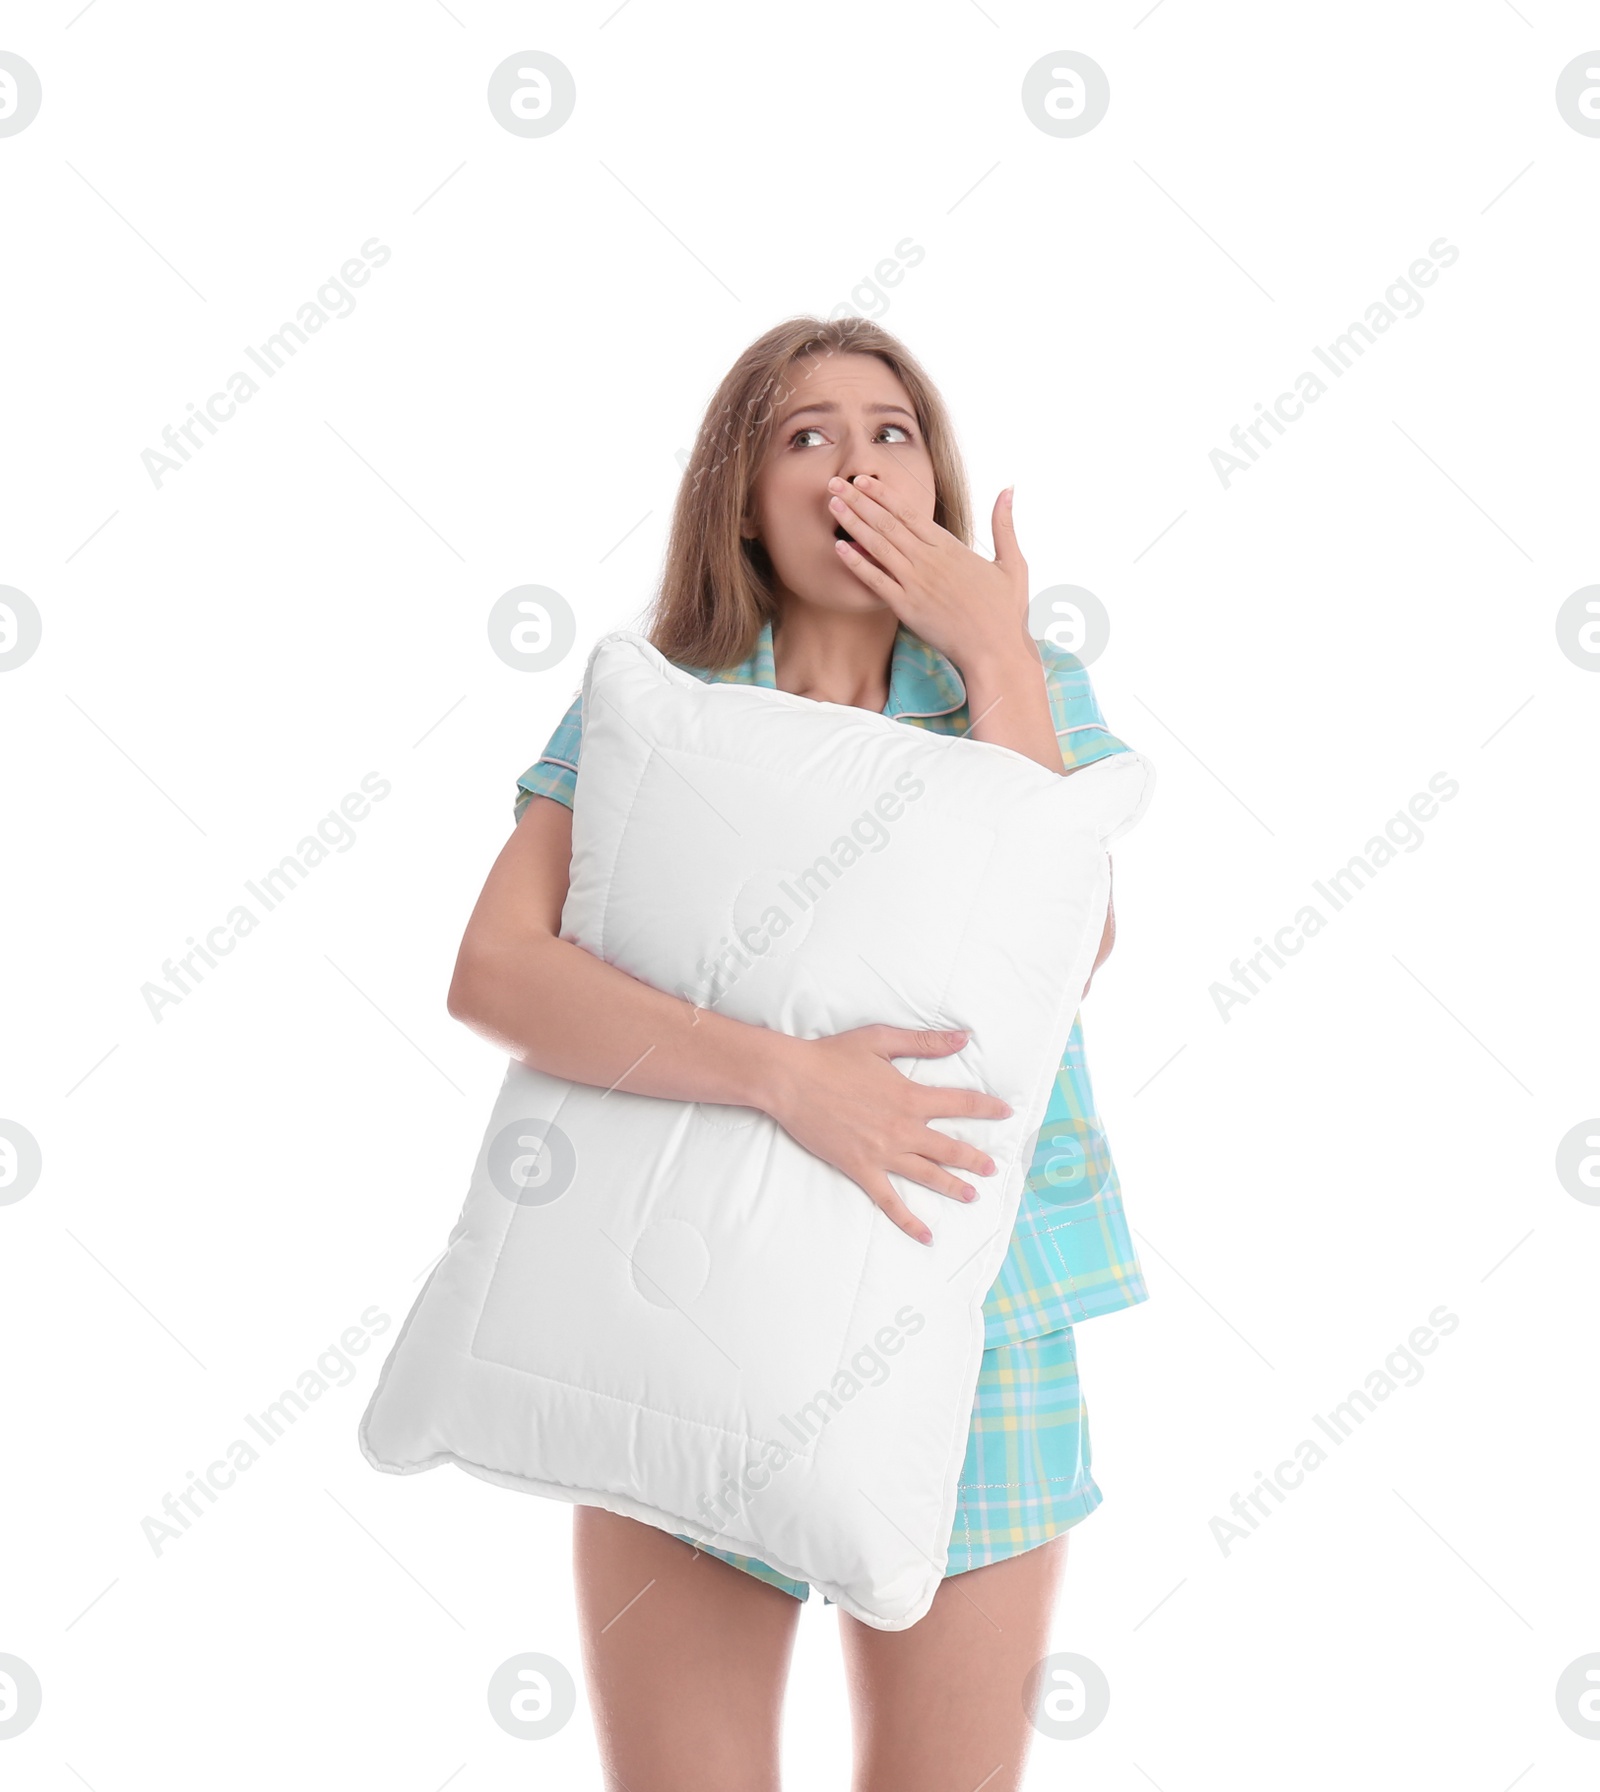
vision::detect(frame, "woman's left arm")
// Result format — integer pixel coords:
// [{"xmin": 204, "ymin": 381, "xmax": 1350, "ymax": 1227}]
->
[{"xmin": 955, "ymin": 630, "xmax": 1069, "ymax": 773}]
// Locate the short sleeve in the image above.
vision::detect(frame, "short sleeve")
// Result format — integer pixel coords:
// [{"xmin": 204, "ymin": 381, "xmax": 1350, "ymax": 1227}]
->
[
  {"xmin": 1038, "ymin": 641, "xmax": 1132, "ymax": 771},
  {"xmin": 513, "ymin": 688, "xmax": 583, "ymax": 822}
]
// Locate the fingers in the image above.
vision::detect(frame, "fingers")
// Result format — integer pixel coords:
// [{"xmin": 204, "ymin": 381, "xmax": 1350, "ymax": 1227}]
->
[
  {"xmin": 866, "ymin": 1157, "xmax": 984, "ymax": 1250},
  {"xmin": 867, "ymin": 1179, "xmax": 935, "ymax": 1247},
  {"xmin": 991, "ymin": 484, "xmax": 1025, "ymax": 570},
  {"xmin": 834, "ymin": 530, "xmax": 897, "ymax": 594},
  {"xmin": 898, "ymin": 1157, "xmax": 984, "ymax": 1203},
  {"xmin": 873, "ymin": 1025, "xmax": 972, "ymax": 1058},
  {"xmin": 830, "ymin": 473, "xmax": 937, "ymax": 549},
  {"xmin": 869, "ymin": 1025, "xmax": 1014, "ymax": 1126},
  {"xmin": 827, "ymin": 489, "xmax": 914, "ymax": 582},
  {"xmin": 914, "ymin": 1127, "xmax": 998, "ymax": 1181},
  {"xmin": 929, "ymin": 1084, "xmax": 1013, "ymax": 1123}
]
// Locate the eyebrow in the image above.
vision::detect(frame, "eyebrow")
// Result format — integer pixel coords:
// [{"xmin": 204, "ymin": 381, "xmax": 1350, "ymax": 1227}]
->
[{"xmin": 777, "ymin": 401, "xmax": 918, "ymax": 429}]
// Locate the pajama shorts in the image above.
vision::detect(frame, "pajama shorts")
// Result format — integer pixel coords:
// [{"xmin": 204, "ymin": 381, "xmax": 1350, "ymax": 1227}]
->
[{"xmin": 672, "ymin": 1323, "xmax": 1100, "ymax": 1602}]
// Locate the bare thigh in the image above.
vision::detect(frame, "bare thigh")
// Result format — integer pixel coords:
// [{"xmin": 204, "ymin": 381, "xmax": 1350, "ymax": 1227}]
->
[
  {"xmin": 571, "ymin": 1506, "xmax": 802, "ymax": 1792},
  {"xmin": 839, "ymin": 1532, "xmax": 1070, "ymax": 1792}
]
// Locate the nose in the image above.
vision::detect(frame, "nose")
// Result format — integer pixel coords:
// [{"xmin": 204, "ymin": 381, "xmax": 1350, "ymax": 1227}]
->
[
  {"xmin": 839, "ymin": 414, "xmax": 900, "ymax": 480},
  {"xmin": 837, "ymin": 448, "xmax": 892, "ymax": 488},
  {"xmin": 828, "ymin": 416, "xmax": 903, "ymax": 506}
]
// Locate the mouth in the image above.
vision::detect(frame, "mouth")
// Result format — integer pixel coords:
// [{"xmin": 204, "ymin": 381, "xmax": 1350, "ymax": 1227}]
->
[
  {"xmin": 833, "ymin": 521, "xmax": 854, "ymax": 544},
  {"xmin": 833, "ymin": 520, "xmax": 883, "ymax": 570}
]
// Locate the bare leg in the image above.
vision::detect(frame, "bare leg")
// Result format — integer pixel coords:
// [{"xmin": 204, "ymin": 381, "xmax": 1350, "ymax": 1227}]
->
[
  {"xmin": 838, "ymin": 1532, "xmax": 1070, "ymax": 1792},
  {"xmin": 572, "ymin": 1506, "xmax": 803, "ymax": 1792}
]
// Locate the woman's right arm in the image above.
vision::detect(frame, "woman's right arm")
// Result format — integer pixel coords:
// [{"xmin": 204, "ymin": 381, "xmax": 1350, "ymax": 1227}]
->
[
  {"xmin": 445, "ymin": 796, "xmax": 1009, "ymax": 1243},
  {"xmin": 448, "ymin": 795, "xmax": 790, "ymax": 1113}
]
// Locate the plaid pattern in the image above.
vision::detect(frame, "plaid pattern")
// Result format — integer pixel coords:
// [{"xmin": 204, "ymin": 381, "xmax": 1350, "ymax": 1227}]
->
[
  {"xmin": 672, "ymin": 1325, "xmax": 1099, "ymax": 1600},
  {"xmin": 514, "ymin": 616, "xmax": 1150, "ymax": 1348}
]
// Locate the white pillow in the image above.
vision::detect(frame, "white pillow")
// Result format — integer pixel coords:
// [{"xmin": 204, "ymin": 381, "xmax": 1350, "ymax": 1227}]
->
[{"xmin": 359, "ymin": 629, "xmax": 1155, "ymax": 1629}]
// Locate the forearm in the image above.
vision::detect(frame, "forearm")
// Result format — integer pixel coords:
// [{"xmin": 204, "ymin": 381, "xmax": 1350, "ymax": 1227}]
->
[
  {"xmin": 953, "ymin": 629, "xmax": 1068, "ymax": 775},
  {"xmin": 448, "ymin": 928, "xmax": 792, "ymax": 1112}
]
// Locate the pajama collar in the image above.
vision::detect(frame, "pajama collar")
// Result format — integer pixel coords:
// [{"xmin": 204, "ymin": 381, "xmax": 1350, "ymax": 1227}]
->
[{"xmin": 699, "ymin": 615, "xmax": 968, "ymax": 723}]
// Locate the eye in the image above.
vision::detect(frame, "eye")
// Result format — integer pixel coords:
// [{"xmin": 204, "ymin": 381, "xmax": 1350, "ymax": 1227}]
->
[{"xmin": 786, "ymin": 422, "xmax": 916, "ymax": 448}]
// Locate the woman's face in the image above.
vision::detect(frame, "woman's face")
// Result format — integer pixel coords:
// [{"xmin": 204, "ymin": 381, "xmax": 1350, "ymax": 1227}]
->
[{"xmin": 741, "ymin": 352, "xmax": 938, "ymax": 614}]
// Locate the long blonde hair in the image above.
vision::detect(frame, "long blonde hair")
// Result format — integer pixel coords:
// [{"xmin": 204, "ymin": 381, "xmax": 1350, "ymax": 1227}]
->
[{"xmin": 646, "ymin": 316, "xmax": 973, "ymax": 671}]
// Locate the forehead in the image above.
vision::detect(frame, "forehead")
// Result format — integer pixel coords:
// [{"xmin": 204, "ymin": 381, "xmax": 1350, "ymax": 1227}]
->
[{"xmin": 777, "ymin": 351, "xmax": 915, "ymax": 419}]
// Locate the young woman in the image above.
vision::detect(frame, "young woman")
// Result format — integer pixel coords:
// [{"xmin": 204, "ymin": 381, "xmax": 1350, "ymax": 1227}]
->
[{"xmin": 447, "ymin": 317, "xmax": 1149, "ymax": 1792}]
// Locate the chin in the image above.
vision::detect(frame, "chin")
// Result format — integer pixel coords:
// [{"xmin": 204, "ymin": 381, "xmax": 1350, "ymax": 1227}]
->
[
  {"xmin": 827, "ymin": 550, "xmax": 895, "ymax": 600},
  {"xmin": 773, "ymin": 560, "xmax": 893, "ymax": 615},
  {"xmin": 823, "ymin": 574, "xmax": 894, "ymax": 614}
]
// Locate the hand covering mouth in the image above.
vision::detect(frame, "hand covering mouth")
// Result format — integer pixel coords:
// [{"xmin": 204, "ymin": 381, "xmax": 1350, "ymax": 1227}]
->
[{"xmin": 834, "ymin": 520, "xmax": 885, "ymax": 571}]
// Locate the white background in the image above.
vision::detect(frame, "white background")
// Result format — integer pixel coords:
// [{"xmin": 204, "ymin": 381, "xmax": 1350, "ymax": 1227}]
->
[{"xmin": 3, "ymin": 1, "xmax": 1597, "ymax": 1785}]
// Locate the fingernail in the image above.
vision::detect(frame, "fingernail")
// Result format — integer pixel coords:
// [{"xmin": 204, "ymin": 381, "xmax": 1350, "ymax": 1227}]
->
[{"xmin": 919, "ymin": 1228, "xmax": 933, "ymax": 1245}]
